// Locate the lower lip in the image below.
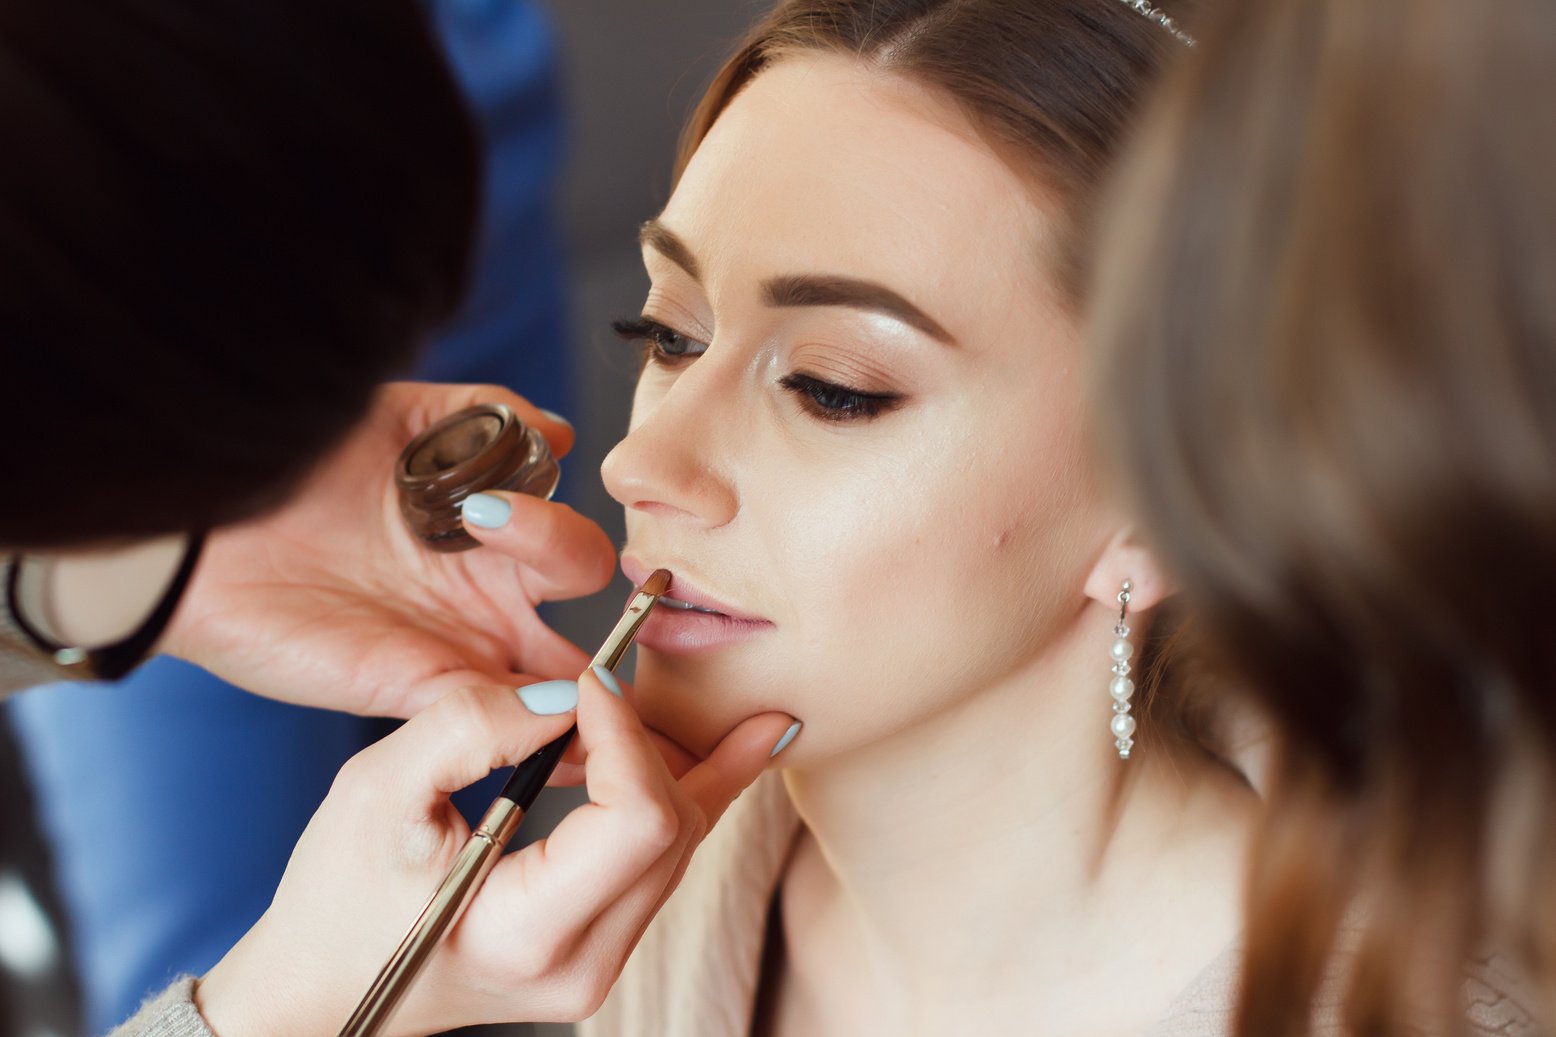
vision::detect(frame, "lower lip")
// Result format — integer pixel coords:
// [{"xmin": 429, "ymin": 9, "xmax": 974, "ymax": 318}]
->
[{"xmin": 636, "ymin": 605, "xmax": 773, "ymax": 655}]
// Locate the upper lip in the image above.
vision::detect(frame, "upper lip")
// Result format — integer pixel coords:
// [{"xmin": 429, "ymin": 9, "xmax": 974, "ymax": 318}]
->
[{"xmin": 621, "ymin": 556, "xmax": 769, "ymax": 623}]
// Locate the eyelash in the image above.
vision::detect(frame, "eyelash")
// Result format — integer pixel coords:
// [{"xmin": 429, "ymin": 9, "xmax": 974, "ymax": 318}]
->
[
  {"xmin": 611, "ymin": 317, "xmax": 703, "ymax": 365},
  {"xmin": 777, "ymin": 373, "xmax": 900, "ymax": 422},
  {"xmin": 611, "ymin": 315, "xmax": 902, "ymax": 423}
]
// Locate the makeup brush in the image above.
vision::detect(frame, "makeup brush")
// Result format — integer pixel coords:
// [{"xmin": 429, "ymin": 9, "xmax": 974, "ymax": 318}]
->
[{"xmin": 339, "ymin": 568, "xmax": 672, "ymax": 1037}]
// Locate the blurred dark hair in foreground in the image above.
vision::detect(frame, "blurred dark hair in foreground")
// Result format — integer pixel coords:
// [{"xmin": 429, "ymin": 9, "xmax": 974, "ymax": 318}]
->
[{"xmin": 0, "ymin": 0, "xmax": 480, "ymax": 548}]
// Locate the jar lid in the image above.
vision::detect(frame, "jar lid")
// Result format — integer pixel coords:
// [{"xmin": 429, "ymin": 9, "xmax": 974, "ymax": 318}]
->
[{"xmin": 395, "ymin": 403, "xmax": 560, "ymax": 551}]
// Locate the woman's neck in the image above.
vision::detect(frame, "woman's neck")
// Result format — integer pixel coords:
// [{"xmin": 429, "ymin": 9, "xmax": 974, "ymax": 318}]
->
[{"xmin": 773, "ymin": 607, "xmax": 1258, "ymax": 1035}]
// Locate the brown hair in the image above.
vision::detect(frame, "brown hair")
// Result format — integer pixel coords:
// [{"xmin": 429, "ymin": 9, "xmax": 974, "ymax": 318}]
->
[
  {"xmin": 674, "ymin": 0, "xmax": 1199, "ymax": 306},
  {"xmin": 1094, "ymin": 0, "xmax": 1556, "ymax": 1032}
]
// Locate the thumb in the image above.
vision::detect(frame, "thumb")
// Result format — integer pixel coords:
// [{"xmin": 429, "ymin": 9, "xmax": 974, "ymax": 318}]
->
[
  {"xmin": 459, "ymin": 490, "xmax": 617, "ymax": 598},
  {"xmin": 678, "ymin": 713, "xmax": 801, "ymax": 829}
]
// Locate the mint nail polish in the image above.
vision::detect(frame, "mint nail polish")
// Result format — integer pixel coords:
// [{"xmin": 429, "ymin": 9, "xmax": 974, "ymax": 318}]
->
[
  {"xmin": 461, "ymin": 492, "xmax": 512, "ymax": 530},
  {"xmin": 770, "ymin": 721, "xmax": 802, "ymax": 758},
  {"xmin": 517, "ymin": 679, "xmax": 578, "ymax": 715},
  {"xmin": 590, "ymin": 665, "xmax": 624, "ymax": 698}
]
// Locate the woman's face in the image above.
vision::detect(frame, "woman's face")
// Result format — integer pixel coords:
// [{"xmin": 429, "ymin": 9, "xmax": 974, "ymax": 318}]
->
[{"xmin": 603, "ymin": 53, "xmax": 1111, "ymax": 764}]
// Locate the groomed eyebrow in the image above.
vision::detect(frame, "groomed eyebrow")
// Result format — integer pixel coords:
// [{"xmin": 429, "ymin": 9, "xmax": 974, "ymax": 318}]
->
[
  {"xmin": 762, "ymin": 274, "xmax": 954, "ymax": 344},
  {"xmin": 639, "ymin": 218, "xmax": 954, "ymax": 345},
  {"xmin": 639, "ymin": 220, "xmax": 702, "ymax": 282}
]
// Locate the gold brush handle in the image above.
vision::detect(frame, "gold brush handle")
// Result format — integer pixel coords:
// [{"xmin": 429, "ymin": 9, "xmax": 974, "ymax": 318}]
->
[{"xmin": 338, "ymin": 799, "xmax": 522, "ymax": 1037}]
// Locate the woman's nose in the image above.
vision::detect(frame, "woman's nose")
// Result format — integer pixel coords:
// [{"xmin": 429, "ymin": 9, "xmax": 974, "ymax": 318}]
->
[{"xmin": 601, "ymin": 363, "xmax": 739, "ymax": 529}]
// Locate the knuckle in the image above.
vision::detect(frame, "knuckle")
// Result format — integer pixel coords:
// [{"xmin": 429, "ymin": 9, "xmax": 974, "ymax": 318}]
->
[
  {"xmin": 510, "ymin": 934, "xmax": 571, "ymax": 983},
  {"xmin": 548, "ymin": 963, "xmax": 614, "ymax": 1020},
  {"xmin": 685, "ymin": 807, "xmax": 709, "ymax": 847},
  {"xmin": 432, "ymin": 687, "xmax": 502, "ymax": 748},
  {"xmin": 624, "ymin": 800, "xmax": 680, "ymax": 855},
  {"xmin": 572, "ymin": 973, "xmax": 614, "ymax": 1019},
  {"xmin": 326, "ymin": 748, "xmax": 377, "ymax": 803}
]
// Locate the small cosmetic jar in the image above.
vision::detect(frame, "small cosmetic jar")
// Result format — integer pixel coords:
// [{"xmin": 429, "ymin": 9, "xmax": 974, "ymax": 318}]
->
[{"xmin": 395, "ymin": 403, "xmax": 561, "ymax": 552}]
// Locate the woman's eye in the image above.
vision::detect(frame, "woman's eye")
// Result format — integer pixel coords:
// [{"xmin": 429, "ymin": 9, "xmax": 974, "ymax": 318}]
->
[
  {"xmin": 611, "ymin": 317, "xmax": 708, "ymax": 365},
  {"xmin": 779, "ymin": 373, "xmax": 902, "ymax": 423}
]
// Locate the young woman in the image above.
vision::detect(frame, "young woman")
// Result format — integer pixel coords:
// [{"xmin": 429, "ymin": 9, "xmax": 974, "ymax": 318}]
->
[
  {"xmin": 590, "ymin": 2, "xmax": 1257, "ymax": 1034},
  {"xmin": 584, "ymin": 1, "xmax": 1537, "ymax": 1034}
]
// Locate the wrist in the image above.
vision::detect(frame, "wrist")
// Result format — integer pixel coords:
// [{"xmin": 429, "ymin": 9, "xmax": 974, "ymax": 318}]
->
[
  {"xmin": 194, "ymin": 957, "xmax": 261, "ymax": 1037},
  {"xmin": 195, "ymin": 922, "xmax": 314, "ymax": 1037}
]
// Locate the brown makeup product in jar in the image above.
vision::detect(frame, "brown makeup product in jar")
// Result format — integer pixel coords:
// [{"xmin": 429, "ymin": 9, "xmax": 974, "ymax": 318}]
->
[{"xmin": 395, "ymin": 403, "xmax": 560, "ymax": 552}]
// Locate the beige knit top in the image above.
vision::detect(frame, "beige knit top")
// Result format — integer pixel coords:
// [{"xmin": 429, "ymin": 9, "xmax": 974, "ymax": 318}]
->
[{"xmin": 581, "ymin": 774, "xmax": 1540, "ymax": 1037}]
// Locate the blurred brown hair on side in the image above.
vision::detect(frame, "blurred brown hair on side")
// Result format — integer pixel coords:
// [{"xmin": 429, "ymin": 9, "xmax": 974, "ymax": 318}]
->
[{"xmin": 1094, "ymin": 0, "xmax": 1556, "ymax": 1032}]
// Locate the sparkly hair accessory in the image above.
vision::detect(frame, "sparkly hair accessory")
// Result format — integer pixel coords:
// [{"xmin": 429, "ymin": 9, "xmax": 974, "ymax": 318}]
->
[{"xmin": 1117, "ymin": 0, "xmax": 1196, "ymax": 47}]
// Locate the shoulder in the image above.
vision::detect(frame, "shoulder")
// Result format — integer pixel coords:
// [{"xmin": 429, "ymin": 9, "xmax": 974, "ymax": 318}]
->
[{"xmin": 1145, "ymin": 944, "xmax": 1241, "ymax": 1037}]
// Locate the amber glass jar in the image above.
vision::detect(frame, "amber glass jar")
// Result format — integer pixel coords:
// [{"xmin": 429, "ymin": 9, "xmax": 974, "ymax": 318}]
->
[{"xmin": 395, "ymin": 403, "xmax": 560, "ymax": 552}]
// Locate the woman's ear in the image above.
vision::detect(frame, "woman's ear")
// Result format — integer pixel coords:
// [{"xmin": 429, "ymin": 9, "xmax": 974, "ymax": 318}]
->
[{"xmin": 1083, "ymin": 529, "xmax": 1173, "ymax": 613}]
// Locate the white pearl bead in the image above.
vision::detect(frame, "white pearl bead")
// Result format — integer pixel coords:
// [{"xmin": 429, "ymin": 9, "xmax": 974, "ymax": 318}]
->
[
  {"xmin": 1110, "ymin": 639, "xmax": 1134, "ymax": 662},
  {"xmin": 1110, "ymin": 676, "xmax": 1135, "ymax": 701},
  {"xmin": 1111, "ymin": 713, "xmax": 1137, "ymax": 739}
]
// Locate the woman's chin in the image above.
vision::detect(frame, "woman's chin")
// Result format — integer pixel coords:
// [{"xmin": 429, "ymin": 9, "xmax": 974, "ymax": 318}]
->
[
  {"xmin": 626, "ymin": 658, "xmax": 703, "ymax": 734},
  {"xmin": 632, "ymin": 652, "xmax": 778, "ymax": 760},
  {"xmin": 633, "ymin": 691, "xmax": 732, "ymax": 762}
]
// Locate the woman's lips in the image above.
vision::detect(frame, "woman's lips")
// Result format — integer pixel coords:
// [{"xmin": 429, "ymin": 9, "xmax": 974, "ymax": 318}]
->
[
  {"xmin": 622, "ymin": 557, "xmax": 774, "ymax": 655},
  {"xmin": 636, "ymin": 606, "xmax": 773, "ymax": 654}
]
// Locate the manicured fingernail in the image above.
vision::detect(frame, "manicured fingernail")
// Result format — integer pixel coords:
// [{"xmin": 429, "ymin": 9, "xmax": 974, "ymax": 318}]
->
[
  {"xmin": 590, "ymin": 665, "xmax": 623, "ymax": 698},
  {"xmin": 539, "ymin": 408, "xmax": 573, "ymax": 431},
  {"xmin": 769, "ymin": 721, "xmax": 802, "ymax": 758},
  {"xmin": 462, "ymin": 492, "xmax": 511, "ymax": 530},
  {"xmin": 517, "ymin": 679, "xmax": 578, "ymax": 715}
]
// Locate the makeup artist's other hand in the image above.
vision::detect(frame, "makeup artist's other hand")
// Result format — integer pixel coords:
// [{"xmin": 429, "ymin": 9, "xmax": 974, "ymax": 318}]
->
[
  {"xmin": 195, "ymin": 673, "xmax": 798, "ymax": 1036},
  {"xmin": 163, "ymin": 382, "xmax": 615, "ymax": 717}
]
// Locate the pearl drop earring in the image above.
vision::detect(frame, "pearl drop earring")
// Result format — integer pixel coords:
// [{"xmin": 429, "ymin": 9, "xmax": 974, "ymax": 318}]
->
[{"xmin": 1110, "ymin": 579, "xmax": 1136, "ymax": 759}]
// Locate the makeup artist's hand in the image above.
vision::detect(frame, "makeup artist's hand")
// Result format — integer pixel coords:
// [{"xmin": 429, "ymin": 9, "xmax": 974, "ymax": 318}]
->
[
  {"xmin": 162, "ymin": 381, "xmax": 616, "ymax": 718},
  {"xmin": 195, "ymin": 671, "xmax": 799, "ymax": 1036}
]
